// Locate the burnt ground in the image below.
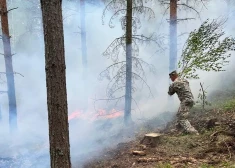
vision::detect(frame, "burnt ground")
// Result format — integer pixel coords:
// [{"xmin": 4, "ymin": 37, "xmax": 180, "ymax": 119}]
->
[{"xmin": 82, "ymin": 102, "xmax": 235, "ymax": 168}]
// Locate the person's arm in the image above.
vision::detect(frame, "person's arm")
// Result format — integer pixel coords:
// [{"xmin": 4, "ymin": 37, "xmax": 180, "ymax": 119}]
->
[{"xmin": 168, "ymin": 83, "xmax": 175, "ymax": 95}]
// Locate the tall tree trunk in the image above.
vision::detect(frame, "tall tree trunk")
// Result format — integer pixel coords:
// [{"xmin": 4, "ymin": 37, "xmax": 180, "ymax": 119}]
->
[
  {"xmin": 80, "ymin": 0, "xmax": 88, "ymax": 112},
  {"xmin": 169, "ymin": 0, "xmax": 177, "ymax": 72},
  {"xmin": 0, "ymin": 104, "xmax": 2, "ymax": 122},
  {"xmin": 0, "ymin": 0, "xmax": 18, "ymax": 132},
  {"xmin": 168, "ymin": 0, "xmax": 177, "ymax": 108},
  {"xmin": 40, "ymin": 0, "xmax": 71, "ymax": 167},
  {"xmin": 124, "ymin": 0, "xmax": 133, "ymax": 125}
]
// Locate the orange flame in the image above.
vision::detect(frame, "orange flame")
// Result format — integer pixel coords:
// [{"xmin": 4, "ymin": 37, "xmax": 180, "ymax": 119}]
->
[{"xmin": 68, "ymin": 109, "xmax": 123, "ymax": 121}]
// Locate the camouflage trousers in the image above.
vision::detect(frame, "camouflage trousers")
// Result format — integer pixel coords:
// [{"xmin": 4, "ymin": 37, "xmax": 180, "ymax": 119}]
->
[{"xmin": 176, "ymin": 100, "xmax": 199, "ymax": 134}]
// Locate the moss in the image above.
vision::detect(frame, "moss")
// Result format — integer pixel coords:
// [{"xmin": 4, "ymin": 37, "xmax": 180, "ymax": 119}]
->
[
  {"xmin": 155, "ymin": 163, "xmax": 173, "ymax": 168},
  {"xmin": 199, "ymin": 164, "xmax": 215, "ymax": 168},
  {"xmin": 219, "ymin": 162, "xmax": 235, "ymax": 168}
]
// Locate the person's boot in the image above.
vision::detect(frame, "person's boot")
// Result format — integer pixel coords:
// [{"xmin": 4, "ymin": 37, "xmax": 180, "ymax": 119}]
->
[{"xmin": 179, "ymin": 120, "xmax": 199, "ymax": 135}]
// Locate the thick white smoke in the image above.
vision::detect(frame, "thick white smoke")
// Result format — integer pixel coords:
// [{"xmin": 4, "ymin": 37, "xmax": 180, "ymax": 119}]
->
[{"xmin": 0, "ymin": 0, "xmax": 234, "ymax": 167}]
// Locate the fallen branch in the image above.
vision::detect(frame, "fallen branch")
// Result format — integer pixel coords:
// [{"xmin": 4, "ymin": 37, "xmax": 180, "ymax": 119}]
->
[
  {"xmin": 210, "ymin": 130, "xmax": 235, "ymax": 137},
  {"xmin": 210, "ymin": 130, "xmax": 225, "ymax": 137},
  {"xmin": 223, "ymin": 138, "xmax": 232, "ymax": 160},
  {"xmin": 132, "ymin": 151, "xmax": 146, "ymax": 156},
  {"xmin": 137, "ymin": 157, "xmax": 162, "ymax": 163}
]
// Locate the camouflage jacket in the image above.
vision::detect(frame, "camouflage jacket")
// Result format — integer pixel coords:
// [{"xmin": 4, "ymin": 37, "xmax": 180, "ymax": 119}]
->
[{"xmin": 168, "ymin": 77, "xmax": 194, "ymax": 103}]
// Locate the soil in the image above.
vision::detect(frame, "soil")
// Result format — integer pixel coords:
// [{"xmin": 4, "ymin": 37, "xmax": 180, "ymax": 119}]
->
[{"xmin": 82, "ymin": 107, "xmax": 235, "ymax": 168}]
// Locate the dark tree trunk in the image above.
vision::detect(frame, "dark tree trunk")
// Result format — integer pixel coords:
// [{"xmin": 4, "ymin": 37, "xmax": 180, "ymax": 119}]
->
[
  {"xmin": 124, "ymin": 0, "xmax": 133, "ymax": 125},
  {"xmin": 169, "ymin": 0, "xmax": 177, "ymax": 72},
  {"xmin": 0, "ymin": 104, "xmax": 2, "ymax": 122},
  {"xmin": 40, "ymin": 0, "xmax": 71, "ymax": 167},
  {"xmin": 0, "ymin": 0, "xmax": 18, "ymax": 132},
  {"xmin": 168, "ymin": 0, "xmax": 177, "ymax": 107},
  {"xmin": 80, "ymin": 0, "xmax": 88, "ymax": 112}
]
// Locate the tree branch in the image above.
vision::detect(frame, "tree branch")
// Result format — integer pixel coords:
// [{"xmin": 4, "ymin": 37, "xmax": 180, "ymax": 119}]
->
[
  {"xmin": 0, "ymin": 72, "xmax": 24, "ymax": 77},
  {"xmin": 177, "ymin": 3, "xmax": 201, "ymax": 18},
  {"xmin": 7, "ymin": 7, "xmax": 18, "ymax": 13},
  {"xmin": 0, "ymin": 91, "xmax": 7, "ymax": 94},
  {"xmin": 0, "ymin": 53, "xmax": 16, "ymax": 56},
  {"xmin": 132, "ymin": 72, "xmax": 154, "ymax": 98}
]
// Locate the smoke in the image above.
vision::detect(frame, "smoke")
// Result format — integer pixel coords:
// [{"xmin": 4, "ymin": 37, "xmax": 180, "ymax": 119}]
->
[{"xmin": 0, "ymin": 0, "xmax": 235, "ymax": 167}]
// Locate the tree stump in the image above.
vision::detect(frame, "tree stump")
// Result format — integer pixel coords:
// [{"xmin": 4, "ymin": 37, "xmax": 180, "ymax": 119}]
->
[
  {"xmin": 132, "ymin": 150, "xmax": 146, "ymax": 156},
  {"xmin": 207, "ymin": 118, "xmax": 219, "ymax": 129},
  {"xmin": 140, "ymin": 133, "xmax": 162, "ymax": 147}
]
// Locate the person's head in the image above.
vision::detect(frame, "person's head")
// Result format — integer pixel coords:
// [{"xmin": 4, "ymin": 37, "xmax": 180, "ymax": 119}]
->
[{"xmin": 169, "ymin": 70, "xmax": 178, "ymax": 82}]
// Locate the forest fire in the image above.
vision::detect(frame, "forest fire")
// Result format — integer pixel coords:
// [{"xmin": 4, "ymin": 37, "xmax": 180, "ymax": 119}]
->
[{"xmin": 68, "ymin": 109, "xmax": 124, "ymax": 122}]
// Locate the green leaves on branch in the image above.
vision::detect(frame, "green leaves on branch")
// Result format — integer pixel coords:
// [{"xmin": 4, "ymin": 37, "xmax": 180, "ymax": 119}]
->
[{"xmin": 178, "ymin": 19, "xmax": 235, "ymax": 79}]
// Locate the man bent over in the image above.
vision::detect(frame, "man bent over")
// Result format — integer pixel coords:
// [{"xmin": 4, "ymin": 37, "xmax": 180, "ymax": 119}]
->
[{"xmin": 168, "ymin": 70, "xmax": 199, "ymax": 135}]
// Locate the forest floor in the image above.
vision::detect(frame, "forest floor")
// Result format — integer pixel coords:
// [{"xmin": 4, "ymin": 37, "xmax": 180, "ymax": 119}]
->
[{"xmin": 83, "ymin": 92, "xmax": 235, "ymax": 168}]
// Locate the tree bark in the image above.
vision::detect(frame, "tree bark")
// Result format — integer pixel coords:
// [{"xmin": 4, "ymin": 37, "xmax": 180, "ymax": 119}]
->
[
  {"xmin": 40, "ymin": 0, "xmax": 71, "ymax": 167},
  {"xmin": 140, "ymin": 133, "xmax": 162, "ymax": 147},
  {"xmin": 0, "ymin": 104, "xmax": 2, "ymax": 122},
  {"xmin": 80, "ymin": 0, "xmax": 88, "ymax": 112},
  {"xmin": 168, "ymin": 0, "xmax": 177, "ymax": 108},
  {"xmin": 124, "ymin": 0, "xmax": 133, "ymax": 125},
  {"xmin": 169, "ymin": 0, "xmax": 177, "ymax": 72},
  {"xmin": 0, "ymin": 0, "xmax": 18, "ymax": 132}
]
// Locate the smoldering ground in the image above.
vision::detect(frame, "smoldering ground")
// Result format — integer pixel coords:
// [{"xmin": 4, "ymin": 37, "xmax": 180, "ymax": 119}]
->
[{"xmin": 0, "ymin": 0, "xmax": 235, "ymax": 167}]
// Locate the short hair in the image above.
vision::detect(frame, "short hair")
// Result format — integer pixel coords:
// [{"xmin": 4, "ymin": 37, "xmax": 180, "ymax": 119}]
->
[{"xmin": 169, "ymin": 70, "xmax": 178, "ymax": 76}]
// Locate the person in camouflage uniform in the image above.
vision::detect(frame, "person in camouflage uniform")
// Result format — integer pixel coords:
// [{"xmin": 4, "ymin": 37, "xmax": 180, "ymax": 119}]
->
[{"xmin": 168, "ymin": 70, "xmax": 199, "ymax": 135}]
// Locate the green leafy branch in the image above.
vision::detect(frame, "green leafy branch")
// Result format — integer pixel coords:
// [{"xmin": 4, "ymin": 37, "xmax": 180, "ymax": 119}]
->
[{"xmin": 178, "ymin": 19, "xmax": 235, "ymax": 79}]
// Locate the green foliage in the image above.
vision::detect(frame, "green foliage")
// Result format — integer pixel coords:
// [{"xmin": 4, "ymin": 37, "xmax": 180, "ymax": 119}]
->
[
  {"xmin": 155, "ymin": 163, "xmax": 173, "ymax": 168},
  {"xmin": 222, "ymin": 99, "xmax": 235, "ymax": 111},
  {"xmin": 220, "ymin": 161, "xmax": 235, "ymax": 167},
  {"xmin": 200, "ymin": 164, "xmax": 214, "ymax": 168},
  {"xmin": 178, "ymin": 19, "xmax": 235, "ymax": 79}
]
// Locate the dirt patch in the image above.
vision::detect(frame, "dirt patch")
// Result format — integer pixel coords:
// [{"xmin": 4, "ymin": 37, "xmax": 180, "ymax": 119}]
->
[{"xmin": 83, "ymin": 108, "xmax": 235, "ymax": 168}]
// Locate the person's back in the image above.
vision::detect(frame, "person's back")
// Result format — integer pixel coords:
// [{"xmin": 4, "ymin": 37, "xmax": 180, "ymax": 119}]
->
[{"xmin": 168, "ymin": 77, "xmax": 194, "ymax": 103}]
